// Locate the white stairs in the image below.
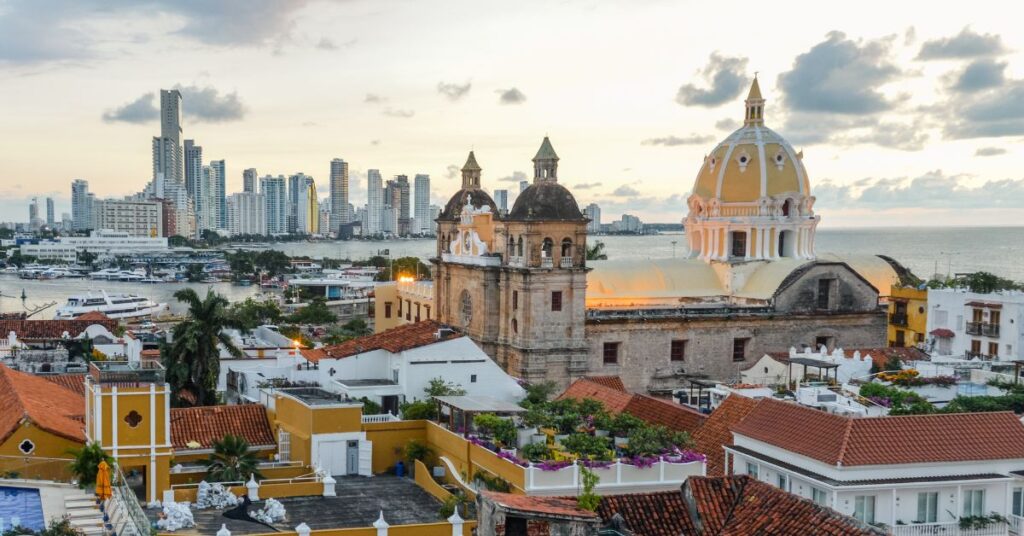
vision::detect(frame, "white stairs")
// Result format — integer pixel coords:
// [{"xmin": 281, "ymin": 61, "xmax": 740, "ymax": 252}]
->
[{"xmin": 62, "ymin": 493, "xmax": 105, "ymax": 536}]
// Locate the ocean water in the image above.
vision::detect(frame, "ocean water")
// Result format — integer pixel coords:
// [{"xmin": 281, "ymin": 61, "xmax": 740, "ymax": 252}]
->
[{"xmin": 2, "ymin": 226, "xmax": 1021, "ymax": 317}]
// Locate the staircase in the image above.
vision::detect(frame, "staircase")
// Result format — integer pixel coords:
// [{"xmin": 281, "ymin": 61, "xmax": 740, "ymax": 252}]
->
[{"xmin": 62, "ymin": 493, "xmax": 105, "ymax": 536}]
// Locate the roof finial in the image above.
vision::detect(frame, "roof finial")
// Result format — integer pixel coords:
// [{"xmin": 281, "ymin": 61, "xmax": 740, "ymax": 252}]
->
[{"xmin": 744, "ymin": 75, "xmax": 765, "ymax": 126}]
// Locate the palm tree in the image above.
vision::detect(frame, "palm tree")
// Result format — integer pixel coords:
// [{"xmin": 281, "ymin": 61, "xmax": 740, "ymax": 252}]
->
[
  {"xmin": 202, "ymin": 434, "xmax": 263, "ymax": 482},
  {"xmin": 164, "ymin": 288, "xmax": 243, "ymax": 406},
  {"xmin": 586, "ymin": 240, "xmax": 608, "ymax": 261},
  {"xmin": 68, "ymin": 442, "xmax": 113, "ymax": 489}
]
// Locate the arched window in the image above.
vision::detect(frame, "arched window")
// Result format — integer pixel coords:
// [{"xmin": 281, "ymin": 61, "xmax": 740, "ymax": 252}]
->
[
  {"xmin": 542, "ymin": 237, "xmax": 553, "ymax": 258},
  {"xmin": 561, "ymin": 238, "xmax": 572, "ymax": 257},
  {"xmin": 511, "ymin": 318, "xmax": 518, "ymax": 334},
  {"xmin": 507, "ymin": 236, "xmax": 515, "ymax": 256},
  {"xmin": 459, "ymin": 290, "xmax": 472, "ymax": 327},
  {"xmin": 782, "ymin": 200, "xmax": 792, "ymax": 217},
  {"xmin": 516, "ymin": 236, "xmax": 523, "ymax": 257}
]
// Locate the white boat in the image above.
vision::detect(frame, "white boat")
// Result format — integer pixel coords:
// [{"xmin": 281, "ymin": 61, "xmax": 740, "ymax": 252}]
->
[
  {"xmin": 139, "ymin": 277, "xmax": 164, "ymax": 283},
  {"xmin": 89, "ymin": 268, "xmax": 121, "ymax": 280},
  {"xmin": 55, "ymin": 291, "xmax": 168, "ymax": 320},
  {"xmin": 118, "ymin": 270, "xmax": 146, "ymax": 282}
]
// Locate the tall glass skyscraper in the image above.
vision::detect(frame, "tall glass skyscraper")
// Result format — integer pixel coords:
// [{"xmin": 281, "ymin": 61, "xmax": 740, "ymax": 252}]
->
[
  {"xmin": 366, "ymin": 169, "xmax": 383, "ymax": 237},
  {"xmin": 330, "ymin": 158, "xmax": 349, "ymax": 233}
]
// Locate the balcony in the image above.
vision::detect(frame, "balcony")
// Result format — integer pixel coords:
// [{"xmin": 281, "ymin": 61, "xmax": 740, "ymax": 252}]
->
[
  {"xmin": 965, "ymin": 351, "xmax": 993, "ymax": 360},
  {"xmin": 559, "ymin": 257, "xmax": 574, "ymax": 268},
  {"xmin": 983, "ymin": 323, "xmax": 1001, "ymax": 337},
  {"xmin": 89, "ymin": 361, "xmax": 165, "ymax": 384},
  {"xmin": 508, "ymin": 255, "xmax": 525, "ymax": 267},
  {"xmin": 967, "ymin": 322, "xmax": 984, "ymax": 335},
  {"xmin": 892, "ymin": 520, "xmax": 1009, "ymax": 536},
  {"xmin": 890, "ymin": 313, "xmax": 909, "ymax": 326},
  {"xmin": 540, "ymin": 257, "xmax": 553, "ymax": 269}
]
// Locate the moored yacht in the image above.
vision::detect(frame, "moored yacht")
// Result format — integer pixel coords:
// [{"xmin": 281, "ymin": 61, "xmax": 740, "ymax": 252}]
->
[{"xmin": 55, "ymin": 291, "xmax": 167, "ymax": 320}]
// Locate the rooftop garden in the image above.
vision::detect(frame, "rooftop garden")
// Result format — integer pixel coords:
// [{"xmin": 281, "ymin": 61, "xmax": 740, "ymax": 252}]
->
[{"xmin": 858, "ymin": 376, "xmax": 1024, "ymax": 415}]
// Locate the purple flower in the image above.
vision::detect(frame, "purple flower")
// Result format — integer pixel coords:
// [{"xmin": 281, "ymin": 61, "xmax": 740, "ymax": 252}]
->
[
  {"xmin": 663, "ymin": 449, "xmax": 706, "ymax": 464},
  {"xmin": 623, "ymin": 455, "xmax": 658, "ymax": 468},
  {"xmin": 580, "ymin": 459, "xmax": 614, "ymax": 469},
  {"xmin": 496, "ymin": 451, "xmax": 528, "ymax": 467},
  {"xmin": 535, "ymin": 460, "xmax": 573, "ymax": 472}
]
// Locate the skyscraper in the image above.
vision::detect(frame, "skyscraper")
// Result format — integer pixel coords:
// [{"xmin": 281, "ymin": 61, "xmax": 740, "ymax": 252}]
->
[
  {"xmin": 585, "ymin": 203, "xmax": 602, "ymax": 233},
  {"xmin": 414, "ymin": 174, "xmax": 430, "ymax": 235},
  {"xmin": 152, "ymin": 89, "xmax": 183, "ymax": 188},
  {"xmin": 28, "ymin": 198, "xmax": 40, "ymax": 230},
  {"xmin": 286, "ymin": 173, "xmax": 312, "ymax": 233},
  {"xmin": 211, "ymin": 159, "xmax": 226, "ymax": 228},
  {"xmin": 184, "ymin": 140, "xmax": 202, "ymax": 199},
  {"xmin": 330, "ymin": 158, "xmax": 349, "ymax": 233},
  {"xmin": 366, "ymin": 169, "xmax": 383, "ymax": 237},
  {"xmin": 243, "ymin": 168, "xmax": 257, "ymax": 193},
  {"xmin": 519, "ymin": 180, "xmax": 529, "ymax": 194},
  {"xmin": 261, "ymin": 175, "xmax": 288, "ymax": 235},
  {"xmin": 494, "ymin": 189, "xmax": 508, "ymax": 214},
  {"xmin": 196, "ymin": 165, "xmax": 218, "ymax": 232},
  {"xmin": 294, "ymin": 176, "xmax": 318, "ymax": 235},
  {"xmin": 395, "ymin": 175, "xmax": 410, "ymax": 236},
  {"xmin": 45, "ymin": 197, "xmax": 55, "ymax": 227},
  {"xmin": 227, "ymin": 192, "xmax": 266, "ymax": 236},
  {"xmin": 71, "ymin": 179, "xmax": 92, "ymax": 231}
]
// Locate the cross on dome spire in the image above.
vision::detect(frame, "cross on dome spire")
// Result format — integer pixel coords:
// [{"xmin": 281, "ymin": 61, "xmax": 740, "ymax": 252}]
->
[
  {"xmin": 744, "ymin": 75, "xmax": 765, "ymax": 126},
  {"xmin": 461, "ymin": 151, "xmax": 481, "ymax": 189}
]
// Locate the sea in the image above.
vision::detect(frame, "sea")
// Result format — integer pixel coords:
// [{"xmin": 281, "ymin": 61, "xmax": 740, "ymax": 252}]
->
[{"xmin": 2, "ymin": 226, "xmax": 1021, "ymax": 318}]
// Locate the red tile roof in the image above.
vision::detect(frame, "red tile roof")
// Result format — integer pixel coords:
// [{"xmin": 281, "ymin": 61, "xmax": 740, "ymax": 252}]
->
[
  {"xmin": 685, "ymin": 475, "xmax": 884, "ymax": 535},
  {"xmin": 582, "ymin": 376, "xmax": 626, "ymax": 391},
  {"xmin": 481, "ymin": 491, "xmax": 598, "ymax": 519},
  {"xmin": 170, "ymin": 404, "xmax": 275, "ymax": 450},
  {"xmin": 596, "ymin": 490, "xmax": 692, "ymax": 536},
  {"xmin": 0, "ymin": 316, "xmax": 118, "ymax": 340},
  {"xmin": 692, "ymin": 395, "xmax": 761, "ymax": 476},
  {"xmin": 0, "ymin": 365, "xmax": 85, "ymax": 444},
  {"xmin": 558, "ymin": 378, "xmax": 706, "ymax": 434},
  {"xmin": 732, "ymin": 398, "xmax": 1024, "ymax": 466},
  {"xmin": 42, "ymin": 374, "xmax": 87, "ymax": 397},
  {"xmin": 301, "ymin": 320, "xmax": 458, "ymax": 363}
]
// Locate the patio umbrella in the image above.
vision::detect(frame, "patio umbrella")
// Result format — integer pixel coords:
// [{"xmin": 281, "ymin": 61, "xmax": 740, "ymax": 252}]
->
[{"xmin": 95, "ymin": 460, "xmax": 113, "ymax": 501}]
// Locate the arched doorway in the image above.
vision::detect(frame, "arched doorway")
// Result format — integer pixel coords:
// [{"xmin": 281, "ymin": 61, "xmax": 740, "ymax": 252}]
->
[{"xmin": 779, "ymin": 230, "xmax": 795, "ymax": 257}]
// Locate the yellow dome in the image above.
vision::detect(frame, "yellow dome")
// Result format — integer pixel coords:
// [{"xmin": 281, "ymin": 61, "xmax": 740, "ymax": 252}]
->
[{"xmin": 691, "ymin": 80, "xmax": 810, "ymax": 204}]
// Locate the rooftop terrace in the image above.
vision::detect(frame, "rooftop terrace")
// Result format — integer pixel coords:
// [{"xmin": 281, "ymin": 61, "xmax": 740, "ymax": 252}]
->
[{"xmin": 277, "ymin": 387, "xmax": 360, "ymax": 406}]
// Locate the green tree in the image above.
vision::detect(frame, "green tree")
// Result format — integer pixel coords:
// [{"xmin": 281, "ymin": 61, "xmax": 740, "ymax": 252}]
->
[
  {"xmin": 163, "ymin": 288, "xmax": 243, "ymax": 406},
  {"xmin": 256, "ymin": 250, "xmax": 291, "ymax": 277},
  {"xmin": 372, "ymin": 256, "xmax": 432, "ymax": 281},
  {"xmin": 227, "ymin": 298, "xmax": 284, "ymax": 330},
  {"xmin": 323, "ymin": 318, "xmax": 372, "ymax": 345},
  {"xmin": 77, "ymin": 249, "xmax": 97, "ymax": 268},
  {"xmin": 288, "ymin": 297, "xmax": 338, "ymax": 325},
  {"xmin": 954, "ymin": 271, "xmax": 1023, "ymax": 293},
  {"xmin": 185, "ymin": 264, "xmax": 206, "ymax": 282},
  {"xmin": 67, "ymin": 442, "xmax": 114, "ymax": 489},
  {"xmin": 577, "ymin": 466, "xmax": 601, "ymax": 511},
  {"xmin": 226, "ymin": 250, "xmax": 258, "ymax": 280},
  {"xmin": 585, "ymin": 240, "xmax": 608, "ymax": 261},
  {"xmin": 202, "ymin": 434, "xmax": 263, "ymax": 482},
  {"xmin": 426, "ymin": 377, "xmax": 467, "ymax": 396},
  {"xmin": 169, "ymin": 235, "xmax": 191, "ymax": 248}
]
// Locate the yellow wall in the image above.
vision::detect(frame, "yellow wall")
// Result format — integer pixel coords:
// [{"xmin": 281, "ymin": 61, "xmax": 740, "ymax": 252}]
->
[
  {"xmin": 313, "ymin": 406, "xmax": 362, "ymax": 435},
  {"xmin": 468, "ymin": 443, "xmax": 526, "ymax": 493},
  {"xmin": 364, "ymin": 421, "xmax": 427, "ymax": 473},
  {"xmin": 0, "ymin": 424, "xmax": 80, "ymax": 481},
  {"xmin": 414, "ymin": 459, "xmax": 453, "ymax": 503},
  {"xmin": 888, "ymin": 286, "xmax": 928, "ymax": 347},
  {"xmin": 374, "ymin": 284, "xmax": 401, "ymax": 333},
  {"xmin": 173, "ymin": 480, "xmax": 323, "ymax": 503}
]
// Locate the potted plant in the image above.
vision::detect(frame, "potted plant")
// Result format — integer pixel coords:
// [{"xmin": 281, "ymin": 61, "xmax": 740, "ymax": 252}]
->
[
  {"xmin": 611, "ymin": 413, "xmax": 643, "ymax": 448},
  {"xmin": 593, "ymin": 411, "xmax": 613, "ymax": 438},
  {"xmin": 554, "ymin": 412, "xmax": 580, "ymax": 444},
  {"xmin": 473, "ymin": 413, "xmax": 503, "ymax": 441},
  {"xmin": 522, "ymin": 442, "xmax": 550, "ymax": 463},
  {"xmin": 404, "ymin": 439, "xmax": 433, "ymax": 478}
]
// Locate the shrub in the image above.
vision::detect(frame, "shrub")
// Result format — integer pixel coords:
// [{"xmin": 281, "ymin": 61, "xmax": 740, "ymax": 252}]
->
[
  {"xmin": 610, "ymin": 413, "xmax": 644, "ymax": 438},
  {"xmin": 522, "ymin": 442, "xmax": 551, "ymax": 462},
  {"xmin": 577, "ymin": 466, "xmax": 601, "ymax": 512},
  {"xmin": 561, "ymin": 434, "xmax": 612, "ymax": 460},
  {"xmin": 359, "ymin": 397, "xmax": 382, "ymax": 415},
  {"xmin": 625, "ymin": 425, "xmax": 691, "ymax": 457},
  {"xmin": 67, "ymin": 442, "xmax": 113, "ymax": 489},
  {"xmin": 400, "ymin": 400, "xmax": 436, "ymax": 420},
  {"xmin": 473, "ymin": 471, "xmax": 511, "ymax": 492},
  {"xmin": 404, "ymin": 440, "xmax": 433, "ymax": 465}
]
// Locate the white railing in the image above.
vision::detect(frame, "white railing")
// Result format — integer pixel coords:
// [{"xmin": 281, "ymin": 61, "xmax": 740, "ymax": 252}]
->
[
  {"xmin": 362, "ymin": 412, "xmax": 400, "ymax": 424},
  {"xmin": 540, "ymin": 257, "xmax": 553, "ymax": 268},
  {"xmin": 892, "ymin": 521, "xmax": 1009, "ymax": 536},
  {"xmin": 508, "ymin": 256, "xmax": 524, "ymax": 267},
  {"xmin": 559, "ymin": 257, "xmax": 573, "ymax": 268},
  {"xmin": 1010, "ymin": 515, "xmax": 1023, "ymax": 535},
  {"xmin": 524, "ymin": 459, "xmax": 704, "ymax": 493}
]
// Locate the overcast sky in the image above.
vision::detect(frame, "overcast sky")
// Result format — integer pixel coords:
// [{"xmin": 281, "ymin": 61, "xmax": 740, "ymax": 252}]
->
[{"xmin": 1, "ymin": 0, "xmax": 1023, "ymax": 227}]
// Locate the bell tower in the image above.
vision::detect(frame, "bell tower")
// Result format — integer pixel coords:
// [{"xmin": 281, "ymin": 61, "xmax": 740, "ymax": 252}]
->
[{"xmin": 532, "ymin": 136, "xmax": 559, "ymax": 183}]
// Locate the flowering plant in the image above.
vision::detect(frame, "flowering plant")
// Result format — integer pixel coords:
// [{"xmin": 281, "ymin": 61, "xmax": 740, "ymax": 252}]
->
[
  {"xmin": 534, "ymin": 460, "xmax": 573, "ymax": 471},
  {"xmin": 662, "ymin": 449, "xmax": 705, "ymax": 464},
  {"xmin": 580, "ymin": 459, "xmax": 614, "ymax": 469},
  {"xmin": 622, "ymin": 455, "xmax": 659, "ymax": 468},
  {"xmin": 867, "ymin": 396, "xmax": 892, "ymax": 408},
  {"xmin": 497, "ymin": 451, "xmax": 528, "ymax": 467}
]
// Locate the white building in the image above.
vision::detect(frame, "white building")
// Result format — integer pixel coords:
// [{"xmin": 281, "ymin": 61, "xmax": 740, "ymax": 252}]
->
[
  {"xmin": 71, "ymin": 179, "xmax": 93, "ymax": 231},
  {"xmin": 261, "ymin": 175, "xmax": 288, "ymax": 234},
  {"xmin": 725, "ymin": 398, "xmax": 1024, "ymax": 534},
  {"xmin": 428, "ymin": 204, "xmax": 440, "ymax": 235},
  {"xmin": 227, "ymin": 192, "xmax": 266, "ymax": 236},
  {"xmin": 366, "ymin": 169, "xmax": 383, "ymax": 237},
  {"xmin": 927, "ymin": 288, "xmax": 1023, "ymax": 362},
  {"xmin": 94, "ymin": 199, "xmax": 163, "ymax": 237},
  {"xmin": 330, "ymin": 158, "xmax": 349, "ymax": 232},
  {"xmin": 414, "ymin": 174, "xmax": 430, "ymax": 234},
  {"xmin": 195, "ymin": 164, "xmax": 219, "ymax": 233},
  {"xmin": 585, "ymin": 203, "xmax": 601, "ymax": 233}
]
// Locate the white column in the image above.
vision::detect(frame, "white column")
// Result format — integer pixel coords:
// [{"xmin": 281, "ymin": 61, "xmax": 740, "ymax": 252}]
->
[
  {"xmin": 295, "ymin": 523, "xmax": 311, "ymax": 536},
  {"xmin": 111, "ymin": 387, "xmax": 118, "ymax": 456},
  {"xmin": 744, "ymin": 229, "xmax": 751, "ymax": 260},
  {"xmin": 448, "ymin": 510, "xmax": 464, "ymax": 536}
]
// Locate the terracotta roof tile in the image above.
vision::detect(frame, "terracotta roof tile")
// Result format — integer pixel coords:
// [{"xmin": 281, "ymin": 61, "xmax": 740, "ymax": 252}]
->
[
  {"xmin": 732, "ymin": 398, "xmax": 1024, "ymax": 466},
  {"xmin": 582, "ymin": 376, "xmax": 626, "ymax": 391},
  {"xmin": 0, "ymin": 316, "xmax": 118, "ymax": 340},
  {"xmin": 558, "ymin": 378, "xmax": 706, "ymax": 434},
  {"xmin": 42, "ymin": 374, "xmax": 87, "ymax": 397},
  {"xmin": 301, "ymin": 320, "xmax": 457, "ymax": 363},
  {"xmin": 481, "ymin": 491, "xmax": 598, "ymax": 519},
  {"xmin": 170, "ymin": 404, "xmax": 275, "ymax": 450},
  {"xmin": 596, "ymin": 490, "xmax": 693, "ymax": 536},
  {"xmin": 0, "ymin": 364, "xmax": 85, "ymax": 444},
  {"xmin": 692, "ymin": 395, "xmax": 761, "ymax": 476}
]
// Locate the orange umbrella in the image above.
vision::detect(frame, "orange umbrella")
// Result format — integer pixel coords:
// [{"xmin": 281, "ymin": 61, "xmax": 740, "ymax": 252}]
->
[{"xmin": 95, "ymin": 460, "xmax": 112, "ymax": 501}]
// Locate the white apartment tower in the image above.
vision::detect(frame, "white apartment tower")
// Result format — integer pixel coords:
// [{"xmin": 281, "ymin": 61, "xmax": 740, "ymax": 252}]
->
[
  {"xmin": 152, "ymin": 89, "xmax": 183, "ymax": 187},
  {"xmin": 261, "ymin": 175, "xmax": 288, "ymax": 235},
  {"xmin": 71, "ymin": 179, "xmax": 93, "ymax": 231},
  {"xmin": 585, "ymin": 203, "xmax": 601, "ymax": 233},
  {"xmin": 366, "ymin": 169, "xmax": 383, "ymax": 237},
  {"xmin": 494, "ymin": 189, "xmax": 509, "ymax": 214},
  {"xmin": 414, "ymin": 174, "xmax": 430, "ymax": 234},
  {"xmin": 46, "ymin": 198, "xmax": 55, "ymax": 227},
  {"xmin": 330, "ymin": 158, "xmax": 349, "ymax": 233},
  {"xmin": 227, "ymin": 192, "xmax": 266, "ymax": 236}
]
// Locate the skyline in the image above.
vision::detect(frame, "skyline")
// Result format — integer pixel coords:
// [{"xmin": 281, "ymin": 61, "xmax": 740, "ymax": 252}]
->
[{"xmin": 2, "ymin": 1, "xmax": 1024, "ymax": 227}]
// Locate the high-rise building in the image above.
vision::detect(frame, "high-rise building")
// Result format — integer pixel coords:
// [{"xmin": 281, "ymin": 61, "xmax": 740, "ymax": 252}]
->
[
  {"xmin": 585, "ymin": 203, "xmax": 601, "ymax": 233},
  {"xmin": 45, "ymin": 198, "xmax": 55, "ymax": 227},
  {"xmin": 184, "ymin": 140, "xmax": 202, "ymax": 199},
  {"xmin": 28, "ymin": 198, "xmax": 40, "ymax": 230},
  {"xmin": 330, "ymin": 158, "xmax": 349, "ymax": 233},
  {"xmin": 394, "ymin": 175, "xmax": 411, "ymax": 236},
  {"xmin": 61, "ymin": 213, "xmax": 72, "ymax": 231},
  {"xmin": 94, "ymin": 199, "xmax": 163, "ymax": 237},
  {"xmin": 152, "ymin": 89, "xmax": 183, "ymax": 188},
  {"xmin": 261, "ymin": 175, "xmax": 288, "ymax": 235},
  {"xmin": 243, "ymin": 168, "xmax": 257, "ymax": 193},
  {"xmin": 355, "ymin": 206, "xmax": 368, "ymax": 236},
  {"xmin": 286, "ymin": 173, "xmax": 313, "ymax": 234},
  {"xmin": 519, "ymin": 180, "xmax": 529, "ymax": 194},
  {"xmin": 494, "ymin": 189, "xmax": 509, "ymax": 214},
  {"xmin": 366, "ymin": 169, "xmax": 383, "ymax": 237},
  {"xmin": 71, "ymin": 180, "xmax": 92, "ymax": 232},
  {"xmin": 414, "ymin": 174, "xmax": 430, "ymax": 234},
  {"xmin": 319, "ymin": 206, "xmax": 332, "ymax": 236},
  {"xmin": 196, "ymin": 165, "xmax": 218, "ymax": 233},
  {"xmin": 211, "ymin": 159, "xmax": 226, "ymax": 228},
  {"xmin": 227, "ymin": 192, "xmax": 266, "ymax": 236},
  {"xmin": 428, "ymin": 204, "xmax": 440, "ymax": 235},
  {"xmin": 294, "ymin": 176, "xmax": 318, "ymax": 235}
]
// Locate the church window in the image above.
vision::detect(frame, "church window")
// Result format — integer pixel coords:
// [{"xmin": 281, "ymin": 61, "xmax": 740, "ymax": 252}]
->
[
  {"xmin": 512, "ymin": 290, "xmax": 518, "ymax": 310},
  {"xmin": 517, "ymin": 237, "xmax": 523, "ymax": 257},
  {"xmin": 732, "ymin": 338, "xmax": 748, "ymax": 362},
  {"xmin": 460, "ymin": 290, "xmax": 473, "ymax": 327},
  {"xmin": 603, "ymin": 342, "xmax": 620, "ymax": 365},
  {"xmin": 561, "ymin": 238, "xmax": 572, "ymax": 257},
  {"xmin": 730, "ymin": 231, "xmax": 747, "ymax": 258},
  {"xmin": 542, "ymin": 238, "xmax": 553, "ymax": 257},
  {"xmin": 124, "ymin": 410, "xmax": 143, "ymax": 428},
  {"xmin": 671, "ymin": 340, "xmax": 687, "ymax": 362},
  {"xmin": 511, "ymin": 318, "xmax": 518, "ymax": 334},
  {"xmin": 424, "ymin": 305, "xmax": 431, "ymax": 319},
  {"xmin": 471, "ymin": 374, "xmax": 477, "ymax": 383},
  {"xmin": 551, "ymin": 291, "xmax": 563, "ymax": 311},
  {"xmin": 18, "ymin": 439, "xmax": 35, "ymax": 454},
  {"xmin": 415, "ymin": 303, "xmax": 421, "ymax": 322}
]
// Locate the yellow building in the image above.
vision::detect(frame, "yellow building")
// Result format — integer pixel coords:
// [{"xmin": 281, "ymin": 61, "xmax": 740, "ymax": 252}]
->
[
  {"xmin": 374, "ymin": 279, "xmax": 436, "ymax": 333},
  {"xmin": 888, "ymin": 285, "xmax": 928, "ymax": 348}
]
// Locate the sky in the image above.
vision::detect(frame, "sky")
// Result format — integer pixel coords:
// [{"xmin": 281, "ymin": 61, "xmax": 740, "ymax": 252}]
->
[{"xmin": 1, "ymin": 0, "xmax": 1023, "ymax": 227}]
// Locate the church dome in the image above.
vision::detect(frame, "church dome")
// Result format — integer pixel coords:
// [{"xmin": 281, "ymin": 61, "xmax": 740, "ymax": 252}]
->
[
  {"xmin": 439, "ymin": 151, "xmax": 499, "ymax": 220},
  {"xmin": 507, "ymin": 137, "xmax": 586, "ymax": 221},
  {"xmin": 691, "ymin": 78, "xmax": 811, "ymax": 204}
]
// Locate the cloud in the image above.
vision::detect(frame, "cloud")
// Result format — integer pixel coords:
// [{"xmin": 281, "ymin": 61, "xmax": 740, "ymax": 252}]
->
[
  {"xmin": 943, "ymin": 80, "xmax": 1024, "ymax": 138},
  {"xmin": 715, "ymin": 118, "xmax": 739, "ymax": 131},
  {"xmin": 837, "ymin": 120, "xmax": 929, "ymax": 151},
  {"xmin": 675, "ymin": 52, "xmax": 748, "ymax": 107},
  {"xmin": 611, "ymin": 185, "xmax": 640, "ymax": 197},
  {"xmin": 778, "ymin": 31, "xmax": 902, "ymax": 115},
  {"xmin": 364, "ymin": 94, "xmax": 385, "ymax": 104},
  {"xmin": 102, "ymin": 93, "xmax": 158, "ymax": 123},
  {"xmin": 497, "ymin": 88, "xmax": 526, "ymax": 105},
  {"xmin": 814, "ymin": 171, "xmax": 1024, "ymax": 209},
  {"xmin": 382, "ymin": 108, "xmax": 415, "ymax": 118},
  {"xmin": 917, "ymin": 27, "xmax": 1006, "ymax": 60},
  {"xmin": 498, "ymin": 171, "xmax": 528, "ymax": 183},
  {"xmin": 444, "ymin": 165, "xmax": 460, "ymax": 180},
  {"xmin": 370, "ymin": 139, "xmax": 381, "ymax": 146},
  {"xmin": 102, "ymin": 85, "xmax": 245, "ymax": 124},
  {"xmin": 437, "ymin": 81, "xmax": 471, "ymax": 101},
  {"xmin": 975, "ymin": 147, "xmax": 1006, "ymax": 157},
  {"xmin": 950, "ymin": 59, "xmax": 1006, "ymax": 93},
  {"xmin": 641, "ymin": 134, "xmax": 715, "ymax": 147},
  {"xmin": 573, "ymin": 182, "xmax": 602, "ymax": 190},
  {"xmin": 316, "ymin": 38, "xmax": 338, "ymax": 50}
]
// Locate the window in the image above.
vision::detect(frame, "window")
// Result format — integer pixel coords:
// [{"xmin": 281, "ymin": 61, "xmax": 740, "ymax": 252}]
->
[
  {"xmin": 732, "ymin": 338, "xmax": 748, "ymax": 362},
  {"xmin": 459, "ymin": 290, "xmax": 473, "ymax": 327},
  {"xmin": 384, "ymin": 302, "xmax": 393, "ymax": 319},
  {"xmin": 18, "ymin": 439, "xmax": 35, "ymax": 455},
  {"xmin": 415, "ymin": 303, "xmax": 421, "ymax": 322},
  {"xmin": 1013, "ymin": 487, "xmax": 1023, "ymax": 517},
  {"xmin": 551, "ymin": 291, "xmax": 563, "ymax": 311},
  {"xmin": 278, "ymin": 430, "xmax": 291, "ymax": 462},
  {"xmin": 397, "ymin": 299, "xmax": 403, "ymax": 316},
  {"xmin": 603, "ymin": 342, "xmax": 620, "ymax": 365},
  {"xmin": 854, "ymin": 496, "xmax": 876, "ymax": 524},
  {"xmin": 989, "ymin": 342, "xmax": 999, "ymax": 357},
  {"xmin": 730, "ymin": 231, "xmax": 747, "ymax": 258},
  {"xmin": 811, "ymin": 488, "xmax": 828, "ymax": 506},
  {"xmin": 971, "ymin": 339, "xmax": 982, "ymax": 354},
  {"xmin": 505, "ymin": 516, "xmax": 527, "ymax": 536},
  {"xmin": 815, "ymin": 336, "xmax": 831, "ymax": 351},
  {"xmin": 511, "ymin": 318, "xmax": 518, "ymax": 334},
  {"xmin": 124, "ymin": 410, "xmax": 143, "ymax": 428},
  {"xmin": 745, "ymin": 462, "xmax": 758, "ymax": 479},
  {"xmin": 406, "ymin": 300, "xmax": 412, "ymax": 320},
  {"xmin": 670, "ymin": 340, "xmax": 687, "ymax": 362},
  {"xmin": 963, "ymin": 489, "xmax": 985, "ymax": 517},
  {"xmin": 777, "ymin": 473, "xmax": 788, "ymax": 491},
  {"xmin": 917, "ymin": 492, "xmax": 938, "ymax": 523},
  {"xmin": 470, "ymin": 374, "xmax": 477, "ymax": 383},
  {"xmin": 424, "ymin": 305, "xmax": 431, "ymax": 319},
  {"xmin": 512, "ymin": 290, "xmax": 518, "ymax": 310},
  {"xmin": 817, "ymin": 279, "xmax": 834, "ymax": 309}
]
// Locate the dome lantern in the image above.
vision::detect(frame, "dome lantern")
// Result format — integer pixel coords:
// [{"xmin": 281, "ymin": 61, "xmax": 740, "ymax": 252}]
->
[
  {"xmin": 744, "ymin": 75, "xmax": 765, "ymax": 126},
  {"xmin": 532, "ymin": 136, "xmax": 559, "ymax": 183}
]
